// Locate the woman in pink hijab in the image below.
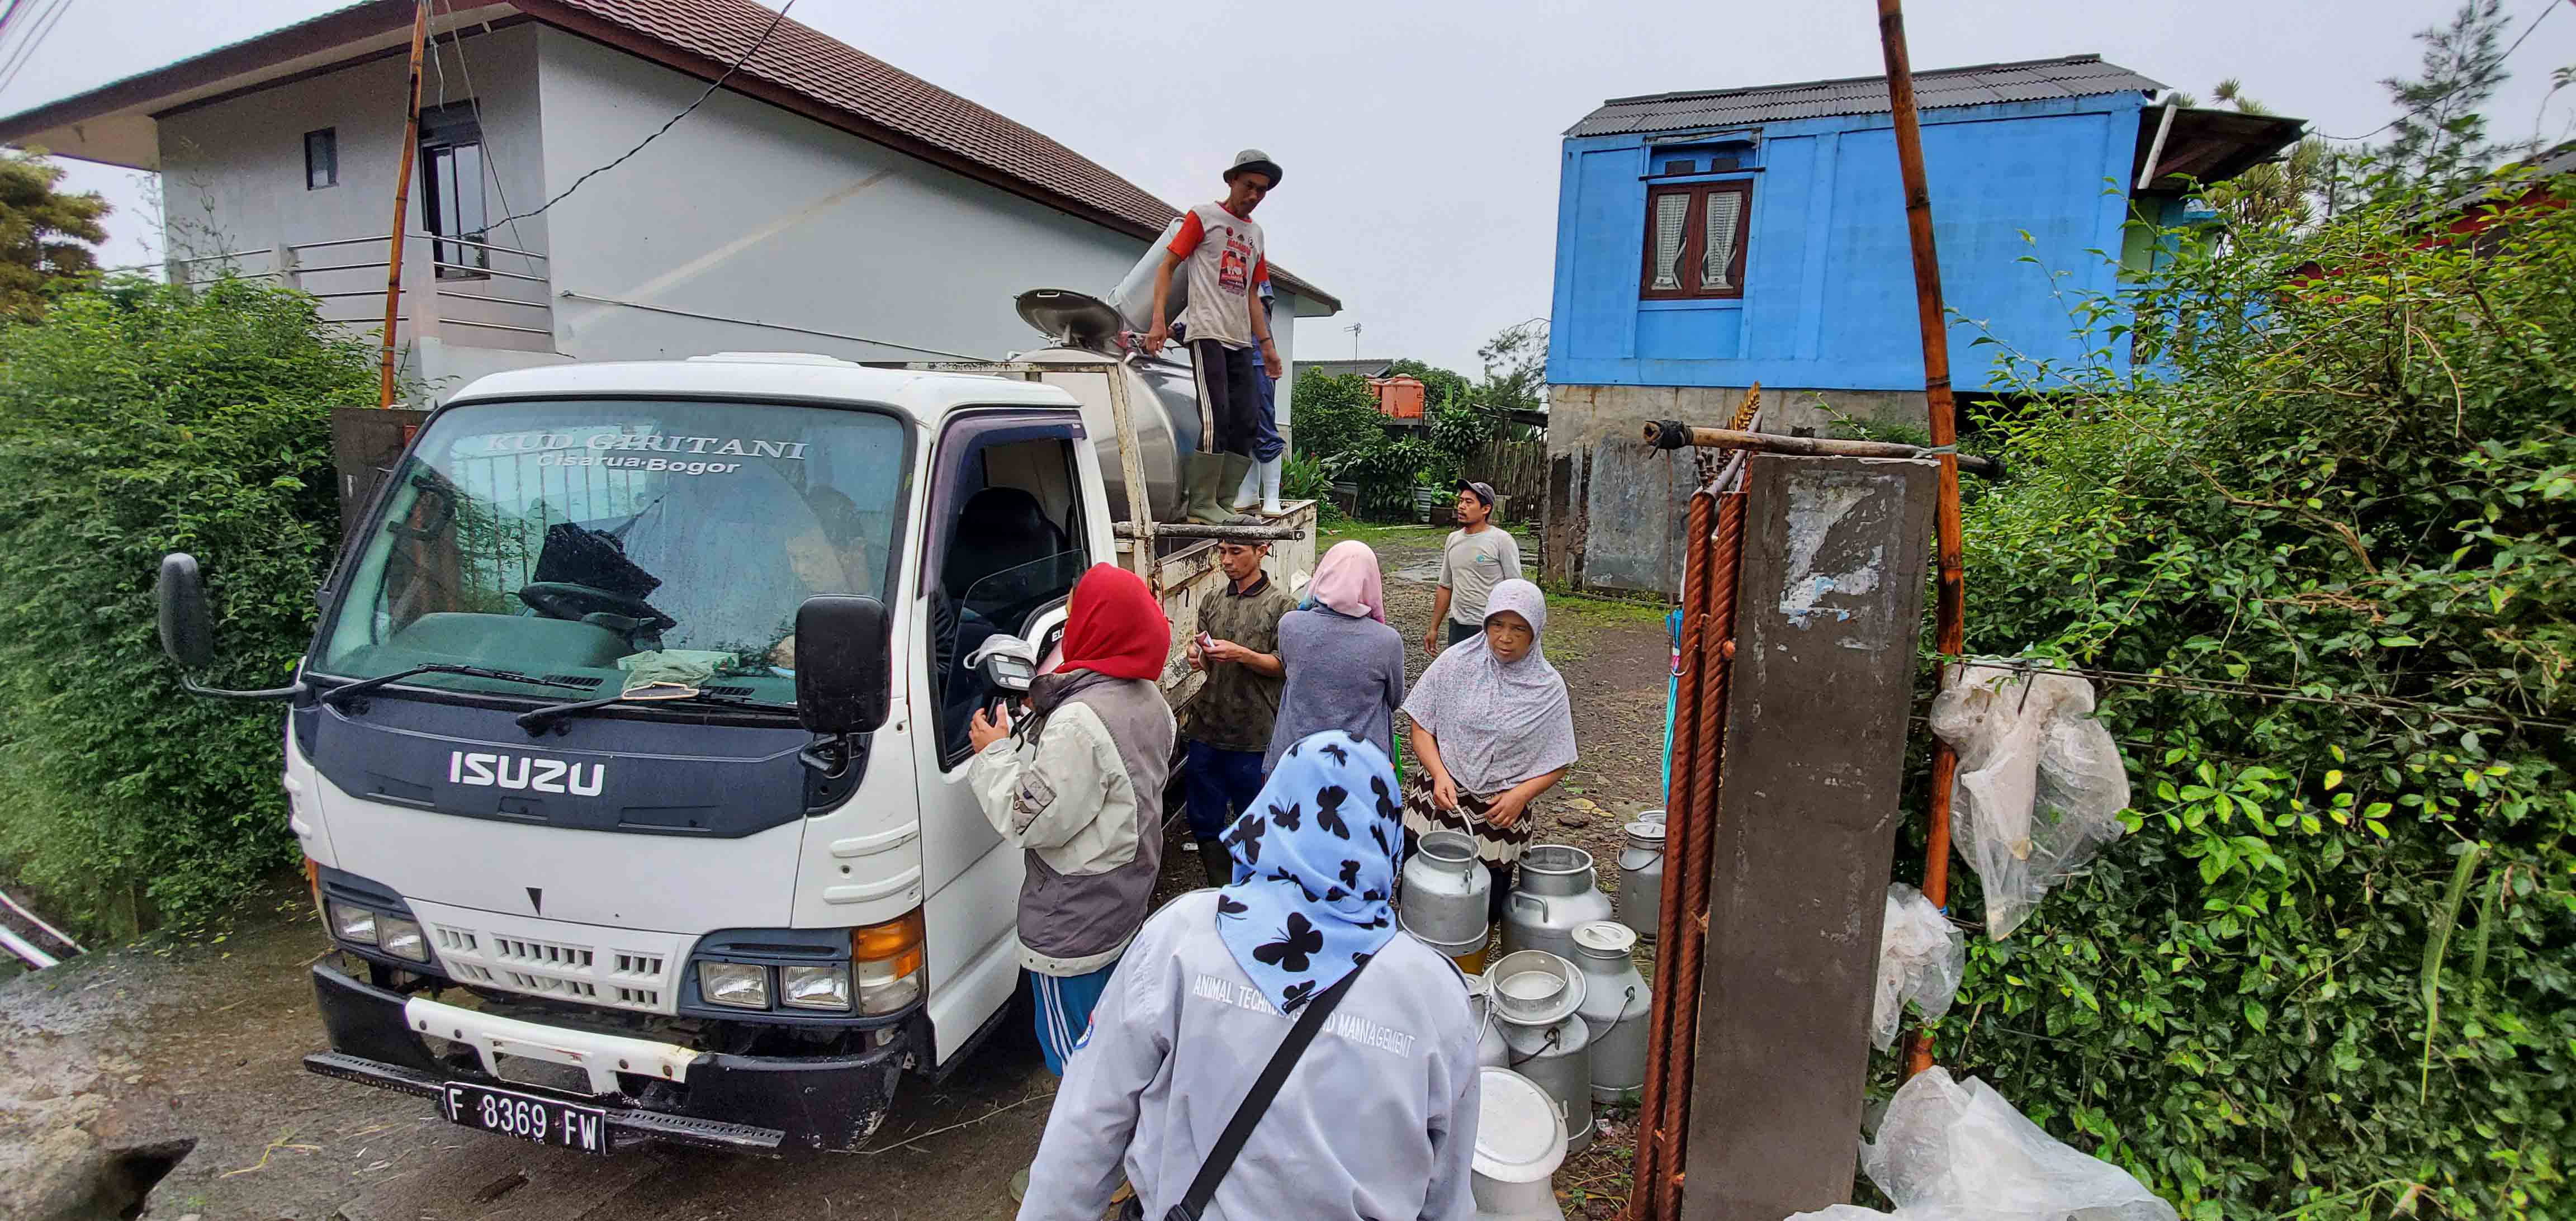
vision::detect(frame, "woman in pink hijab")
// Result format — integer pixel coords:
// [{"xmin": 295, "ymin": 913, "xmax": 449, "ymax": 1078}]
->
[{"xmin": 1265, "ymin": 541, "xmax": 1406, "ymax": 771}]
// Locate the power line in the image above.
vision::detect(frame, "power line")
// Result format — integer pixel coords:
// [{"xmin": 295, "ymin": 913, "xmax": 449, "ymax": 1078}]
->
[
  {"xmin": 0, "ymin": 0, "xmax": 75, "ymax": 102},
  {"xmin": 424, "ymin": 0, "xmax": 534, "ymax": 259},
  {"xmin": 2314, "ymin": 0, "xmax": 2564, "ymax": 144},
  {"xmin": 1933, "ymin": 656, "xmax": 2573, "ymax": 732},
  {"xmin": 486, "ymin": 0, "xmax": 795, "ymax": 228}
]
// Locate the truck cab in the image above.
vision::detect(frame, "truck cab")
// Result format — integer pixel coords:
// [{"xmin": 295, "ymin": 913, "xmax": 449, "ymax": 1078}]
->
[{"xmin": 224, "ymin": 353, "xmax": 1145, "ymax": 1152}]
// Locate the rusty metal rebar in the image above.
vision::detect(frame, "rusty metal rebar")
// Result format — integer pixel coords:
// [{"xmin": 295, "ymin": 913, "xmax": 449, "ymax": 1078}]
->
[
  {"xmin": 1628, "ymin": 487, "xmax": 1713, "ymax": 1220},
  {"xmin": 1626, "ymin": 481, "xmax": 1750, "ymax": 1221},
  {"xmin": 377, "ymin": 0, "xmax": 431, "ymax": 408}
]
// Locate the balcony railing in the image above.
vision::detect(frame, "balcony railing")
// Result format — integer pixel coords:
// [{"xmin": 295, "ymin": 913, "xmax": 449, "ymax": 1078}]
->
[{"xmin": 144, "ymin": 232, "xmax": 553, "ymax": 353}]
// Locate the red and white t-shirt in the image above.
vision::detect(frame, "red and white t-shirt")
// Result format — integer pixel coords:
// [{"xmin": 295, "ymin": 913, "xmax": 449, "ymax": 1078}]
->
[{"xmin": 1168, "ymin": 201, "xmax": 1268, "ymax": 349}]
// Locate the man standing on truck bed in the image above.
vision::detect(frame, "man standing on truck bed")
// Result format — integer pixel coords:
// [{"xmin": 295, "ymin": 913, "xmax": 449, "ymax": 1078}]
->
[
  {"xmin": 967, "ymin": 565, "xmax": 1177, "ymax": 1077},
  {"xmin": 1424, "ymin": 480, "xmax": 1524, "ymax": 654},
  {"xmin": 1181, "ymin": 518, "xmax": 1295, "ymax": 886},
  {"xmin": 1143, "ymin": 149, "xmax": 1286, "ymax": 524}
]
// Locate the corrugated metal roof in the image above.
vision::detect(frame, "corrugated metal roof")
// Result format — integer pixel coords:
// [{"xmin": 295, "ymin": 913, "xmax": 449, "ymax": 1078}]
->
[{"xmin": 1567, "ymin": 54, "xmax": 2165, "ymax": 138}]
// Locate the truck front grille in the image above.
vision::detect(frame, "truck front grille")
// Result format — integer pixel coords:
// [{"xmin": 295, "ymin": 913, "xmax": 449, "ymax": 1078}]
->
[{"xmin": 415, "ymin": 909, "xmax": 683, "ymax": 1016}]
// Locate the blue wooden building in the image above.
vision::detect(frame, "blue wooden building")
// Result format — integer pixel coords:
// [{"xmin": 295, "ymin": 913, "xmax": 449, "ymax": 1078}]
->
[{"xmin": 1539, "ymin": 54, "xmax": 2302, "ymax": 592}]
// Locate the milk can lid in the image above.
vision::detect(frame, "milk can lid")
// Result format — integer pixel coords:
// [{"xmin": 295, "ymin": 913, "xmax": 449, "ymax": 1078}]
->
[
  {"xmin": 1487, "ymin": 950, "xmax": 1587, "ymax": 1025},
  {"xmin": 1472, "ymin": 1067, "xmax": 1568, "ymax": 1182},
  {"xmin": 1573, "ymin": 921, "xmax": 1637, "ymax": 956},
  {"xmin": 1624, "ymin": 819, "xmax": 1666, "ymax": 841}
]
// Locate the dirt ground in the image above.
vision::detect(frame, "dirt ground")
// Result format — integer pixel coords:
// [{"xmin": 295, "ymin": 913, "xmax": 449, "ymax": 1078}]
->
[{"xmin": 0, "ymin": 519, "xmax": 1674, "ymax": 1221}]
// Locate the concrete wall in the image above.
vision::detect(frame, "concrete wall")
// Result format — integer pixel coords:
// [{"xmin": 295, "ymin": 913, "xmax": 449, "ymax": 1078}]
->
[
  {"xmin": 1546, "ymin": 94, "xmax": 2146, "ymax": 394},
  {"xmin": 1540, "ymin": 383, "xmax": 1930, "ymax": 593},
  {"xmin": 536, "ymin": 30, "xmax": 1134, "ymax": 367},
  {"xmin": 157, "ymin": 23, "xmax": 556, "ymax": 395},
  {"xmin": 149, "ymin": 24, "xmax": 1325, "ymax": 417}
]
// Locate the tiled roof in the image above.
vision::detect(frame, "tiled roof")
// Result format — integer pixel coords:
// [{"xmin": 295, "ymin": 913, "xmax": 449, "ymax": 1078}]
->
[
  {"xmin": 1568, "ymin": 54, "xmax": 2165, "ymax": 138},
  {"xmin": 525, "ymin": 0, "xmax": 1337, "ymax": 307}
]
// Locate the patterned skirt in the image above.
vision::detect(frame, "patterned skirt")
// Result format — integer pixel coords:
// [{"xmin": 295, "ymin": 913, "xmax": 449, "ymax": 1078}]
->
[{"xmin": 1400, "ymin": 778, "xmax": 1537, "ymax": 865}]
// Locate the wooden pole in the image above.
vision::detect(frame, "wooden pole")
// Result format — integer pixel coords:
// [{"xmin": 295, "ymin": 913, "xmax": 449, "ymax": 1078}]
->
[
  {"xmin": 1874, "ymin": 0, "xmax": 1967, "ymax": 1079},
  {"xmin": 377, "ymin": 0, "xmax": 432, "ymax": 408},
  {"xmin": 1640, "ymin": 421, "xmax": 2000, "ymax": 477}
]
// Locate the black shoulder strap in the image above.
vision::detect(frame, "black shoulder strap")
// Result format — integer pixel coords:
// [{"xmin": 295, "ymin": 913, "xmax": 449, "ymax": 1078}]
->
[{"xmin": 1165, "ymin": 955, "xmax": 1375, "ymax": 1221}]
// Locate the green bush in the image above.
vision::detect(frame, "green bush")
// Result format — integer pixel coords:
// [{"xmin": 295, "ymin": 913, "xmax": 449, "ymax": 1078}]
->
[
  {"xmin": 1897, "ymin": 175, "xmax": 2576, "ymax": 1218},
  {"xmin": 0, "ymin": 277, "xmax": 375, "ymax": 931}
]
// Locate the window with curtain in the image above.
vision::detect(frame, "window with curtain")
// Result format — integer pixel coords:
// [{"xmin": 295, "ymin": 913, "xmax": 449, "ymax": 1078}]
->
[{"xmin": 1639, "ymin": 181, "xmax": 1753, "ymax": 300}]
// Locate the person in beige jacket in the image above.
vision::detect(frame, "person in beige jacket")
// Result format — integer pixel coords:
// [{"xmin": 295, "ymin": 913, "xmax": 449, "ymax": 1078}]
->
[{"xmin": 965, "ymin": 564, "xmax": 1176, "ymax": 1076}]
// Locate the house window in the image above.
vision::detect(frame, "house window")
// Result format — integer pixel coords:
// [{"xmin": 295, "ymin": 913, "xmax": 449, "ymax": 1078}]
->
[
  {"xmin": 1640, "ymin": 181, "xmax": 1751, "ymax": 300},
  {"xmin": 419, "ymin": 108, "xmax": 489, "ymax": 280},
  {"xmin": 304, "ymin": 129, "xmax": 337, "ymax": 190}
]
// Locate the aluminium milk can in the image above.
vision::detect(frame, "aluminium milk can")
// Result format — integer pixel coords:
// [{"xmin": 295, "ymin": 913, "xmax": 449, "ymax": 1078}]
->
[
  {"xmin": 1401, "ymin": 830, "xmax": 1493, "ymax": 961},
  {"xmin": 1471, "ymin": 1067, "xmax": 1569, "ymax": 1221},
  {"xmin": 1487, "ymin": 949, "xmax": 1596, "ymax": 1154},
  {"xmin": 1500, "ymin": 845, "xmax": 1614, "ymax": 964},
  {"xmin": 1614, "ymin": 820, "xmax": 1666, "ymax": 942},
  {"xmin": 1570, "ymin": 921, "xmax": 1651, "ymax": 1104}
]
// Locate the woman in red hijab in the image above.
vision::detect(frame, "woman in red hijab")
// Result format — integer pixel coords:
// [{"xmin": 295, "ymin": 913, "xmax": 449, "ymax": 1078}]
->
[{"xmin": 967, "ymin": 565, "xmax": 1176, "ymax": 1084}]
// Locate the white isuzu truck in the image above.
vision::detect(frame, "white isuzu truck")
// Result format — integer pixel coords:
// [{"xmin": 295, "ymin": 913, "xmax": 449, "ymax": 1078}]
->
[{"xmin": 154, "ymin": 291, "xmax": 1313, "ymax": 1153}]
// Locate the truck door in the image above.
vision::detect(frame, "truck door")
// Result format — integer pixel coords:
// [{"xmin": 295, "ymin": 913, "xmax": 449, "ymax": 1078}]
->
[{"xmin": 908, "ymin": 411, "xmax": 1098, "ymax": 1058}]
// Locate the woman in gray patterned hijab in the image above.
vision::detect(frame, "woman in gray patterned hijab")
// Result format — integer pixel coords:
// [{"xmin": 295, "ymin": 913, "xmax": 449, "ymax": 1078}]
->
[{"xmin": 1399, "ymin": 579, "xmax": 1576, "ymax": 920}]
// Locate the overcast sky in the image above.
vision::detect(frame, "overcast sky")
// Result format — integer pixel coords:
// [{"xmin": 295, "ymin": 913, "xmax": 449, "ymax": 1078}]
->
[{"xmin": 8, "ymin": 0, "xmax": 2576, "ymax": 373}]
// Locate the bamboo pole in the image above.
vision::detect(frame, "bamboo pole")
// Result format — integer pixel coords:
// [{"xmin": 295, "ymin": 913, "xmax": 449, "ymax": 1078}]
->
[
  {"xmin": 1640, "ymin": 420, "xmax": 2001, "ymax": 478},
  {"xmin": 1874, "ymin": 0, "xmax": 1968, "ymax": 1078},
  {"xmin": 377, "ymin": 0, "xmax": 431, "ymax": 409}
]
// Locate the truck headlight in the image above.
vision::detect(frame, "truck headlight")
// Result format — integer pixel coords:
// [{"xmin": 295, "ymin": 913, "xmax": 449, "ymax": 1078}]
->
[
  {"xmin": 699, "ymin": 962, "xmax": 770, "ymax": 1009},
  {"xmin": 851, "ymin": 910, "xmax": 926, "ymax": 1016},
  {"xmin": 781, "ymin": 964, "xmax": 853, "ymax": 1011},
  {"xmin": 328, "ymin": 900, "xmax": 380, "ymax": 945},
  {"xmin": 378, "ymin": 914, "xmax": 430, "ymax": 963}
]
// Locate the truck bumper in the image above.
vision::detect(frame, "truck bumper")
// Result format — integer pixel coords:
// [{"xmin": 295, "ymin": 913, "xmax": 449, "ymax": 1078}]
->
[{"xmin": 305, "ymin": 964, "xmax": 906, "ymax": 1153}]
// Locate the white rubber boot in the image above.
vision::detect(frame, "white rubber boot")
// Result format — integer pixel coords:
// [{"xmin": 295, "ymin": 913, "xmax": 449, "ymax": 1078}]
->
[
  {"xmin": 1230, "ymin": 456, "xmax": 1261, "ymax": 511},
  {"xmin": 1258, "ymin": 456, "xmax": 1284, "ymax": 515}
]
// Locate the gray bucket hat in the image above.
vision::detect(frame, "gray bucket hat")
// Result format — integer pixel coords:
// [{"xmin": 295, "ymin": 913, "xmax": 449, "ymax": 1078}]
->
[{"xmin": 1226, "ymin": 148, "xmax": 1283, "ymax": 186}]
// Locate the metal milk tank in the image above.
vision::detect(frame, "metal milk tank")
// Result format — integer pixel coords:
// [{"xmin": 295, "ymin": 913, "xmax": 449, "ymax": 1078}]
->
[
  {"xmin": 1466, "ymin": 972, "xmax": 1508, "ymax": 1069},
  {"xmin": 1500, "ymin": 845, "xmax": 1614, "ymax": 963},
  {"xmin": 1011, "ymin": 289, "xmax": 1206, "ymax": 523},
  {"xmin": 1614, "ymin": 820, "xmax": 1666, "ymax": 941},
  {"xmin": 1570, "ymin": 921, "xmax": 1651, "ymax": 1104},
  {"xmin": 1401, "ymin": 830, "xmax": 1493, "ymax": 968},
  {"xmin": 1486, "ymin": 949, "xmax": 1595, "ymax": 1154}
]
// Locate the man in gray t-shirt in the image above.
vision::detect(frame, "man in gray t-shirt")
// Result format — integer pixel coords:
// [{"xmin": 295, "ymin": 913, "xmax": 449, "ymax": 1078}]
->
[{"xmin": 1426, "ymin": 480, "xmax": 1526, "ymax": 652}]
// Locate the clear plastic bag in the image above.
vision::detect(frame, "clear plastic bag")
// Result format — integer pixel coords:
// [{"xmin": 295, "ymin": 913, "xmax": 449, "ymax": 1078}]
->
[
  {"xmin": 1927, "ymin": 662, "xmax": 2132, "ymax": 940},
  {"xmin": 1784, "ymin": 1068, "xmax": 2177, "ymax": 1221},
  {"xmin": 1872, "ymin": 883, "xmax": 1966, "ymax": 1050}
]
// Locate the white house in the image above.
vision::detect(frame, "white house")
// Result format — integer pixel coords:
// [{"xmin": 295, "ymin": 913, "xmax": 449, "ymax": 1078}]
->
[{"xmin": 0, "ymin": 0, "xmax": 1340, "ymax": 404}]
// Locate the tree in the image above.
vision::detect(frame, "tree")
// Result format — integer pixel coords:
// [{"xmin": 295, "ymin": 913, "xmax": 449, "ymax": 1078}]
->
[
  {"xmin": 2197, "ymin": 80, "xmax": 2329, "ymax": 231},
  {"xmin": 0, "ymin": 276, "xmax": 378, "ymax": 930},
  {"xmin": 0, "ymin": 150, "xmax": 110, "ymax": 320},
  {"xmin": 2379, "ymin": 0, "xmax": 2526, "ymax": 187}
]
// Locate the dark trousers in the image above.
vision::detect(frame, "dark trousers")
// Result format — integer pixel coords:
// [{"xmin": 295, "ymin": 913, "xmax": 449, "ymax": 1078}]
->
[
  {"xmin": 1183, "ymin": 741, "xmax": 1267, "ymax": 882},
  {"xmin": 1446, "ymin": 618, "xmax": 1483, "ymax": 647},
  {"xmin": 1190, "ymin": 339, "xmax": 1262, "ymax": 457}
]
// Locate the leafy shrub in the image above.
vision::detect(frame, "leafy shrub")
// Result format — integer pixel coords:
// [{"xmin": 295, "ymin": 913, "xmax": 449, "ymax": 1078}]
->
[
  {"xmin": 1289, "ymin": 371, "xmax": 1383, "ymax": 463},
  {"xmin": 0, "ymin": 277, "xmax": 375, "ymax": 931},
  {"xmin": 1895, "ymin": 176, "xmax": 2576, "ymax": 1219}
]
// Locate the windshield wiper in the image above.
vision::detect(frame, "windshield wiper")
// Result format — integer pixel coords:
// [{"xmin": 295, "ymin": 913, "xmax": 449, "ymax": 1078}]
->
[
  {"xmin": 320, "ymin": 664, "xmax": 591, "ymax": 711},
  {"xmin": 517, "ymin": 689, "xmax": 795, "ymax": 736}
]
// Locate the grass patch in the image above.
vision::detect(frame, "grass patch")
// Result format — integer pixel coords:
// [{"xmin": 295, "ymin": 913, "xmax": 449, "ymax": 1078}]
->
[{"xmin": 1319, "ymin": 520, "xmax": 1446, "ymax": 550}]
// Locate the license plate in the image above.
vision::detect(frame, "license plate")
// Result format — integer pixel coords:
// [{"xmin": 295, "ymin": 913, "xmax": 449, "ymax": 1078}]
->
[{"xmin": 441, "ymin": 1081, "xmax": 609, "ymax": 1154}]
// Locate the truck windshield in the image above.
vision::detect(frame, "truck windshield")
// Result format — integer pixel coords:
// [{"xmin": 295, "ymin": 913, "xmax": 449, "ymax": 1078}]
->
[{"xmin": 316, "ymin": 399, "xmax": 910, "ymax": 708}]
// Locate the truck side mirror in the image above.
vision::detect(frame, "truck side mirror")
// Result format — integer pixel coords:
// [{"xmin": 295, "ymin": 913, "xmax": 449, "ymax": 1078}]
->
[
  {"xmin": 158, "ymin": 553, "xmax": 213, "ymax": 671},
  {"xmin": 794, "ymin": 595, "xmax": 892, "ymax": 735}
]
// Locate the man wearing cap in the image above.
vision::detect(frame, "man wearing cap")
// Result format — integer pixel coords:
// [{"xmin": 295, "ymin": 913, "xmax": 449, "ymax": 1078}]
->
[
  {"xmin": 1143, "ymin": 150, "xmax": 1285, "ymax": 523},
  {"xmin": 1425, "ymin": 481, "xmax": 1524, "ymax": 653}
]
